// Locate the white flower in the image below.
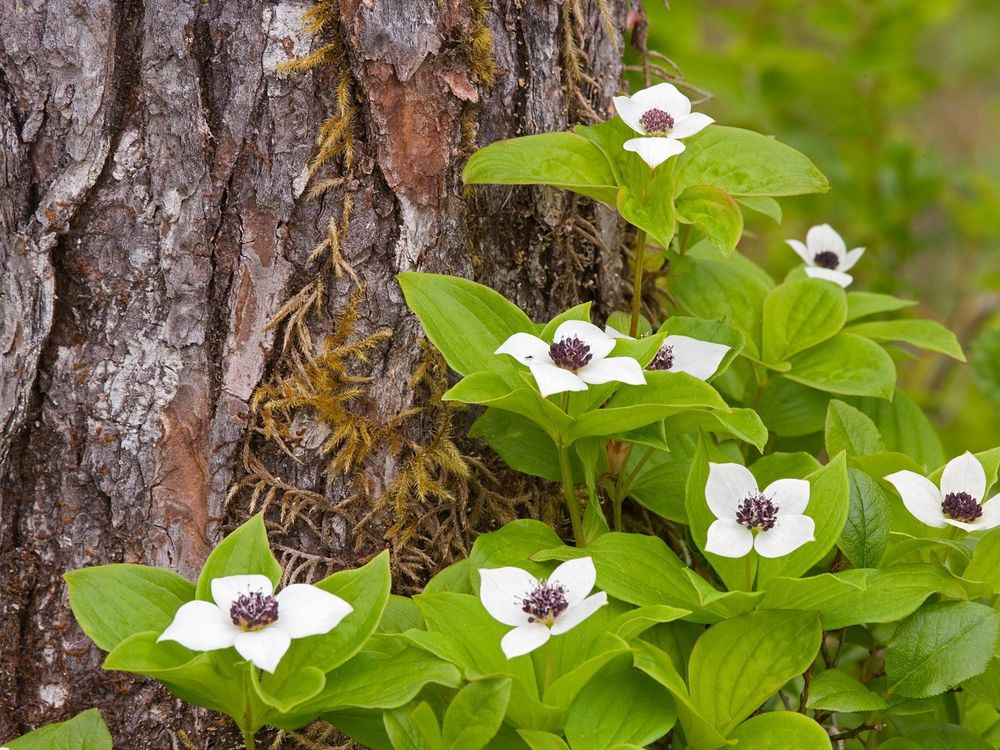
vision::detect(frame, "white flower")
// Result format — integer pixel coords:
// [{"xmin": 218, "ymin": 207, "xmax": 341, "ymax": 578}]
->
[
  {"xmin": 158, "ymin": 574, "xmax": 353, "ymax": 673},
  {"xmin": 479, "ymin": 557, "xmax": 608, "ymax": 659},
  {"xmin": 612, "ymin": 82, "xmax": 715, "ymax": 169},
  {"xmin": 786, "ymin": 224, "xmax": 864, "ymax": 288},
  {"xmin": 704, "ymin": 463, "xmax": 815, "ymax": 558},
  {"xmin": 885, "ymin": 451, "xmax": 1000, "ymax": 532},
  {"xmin": 496, "ymin": 320, "xmax": 645, "ymax": 398},
  {"xmin": 605, "ymin": 325, "xmax": 730, "ymax": 380}
]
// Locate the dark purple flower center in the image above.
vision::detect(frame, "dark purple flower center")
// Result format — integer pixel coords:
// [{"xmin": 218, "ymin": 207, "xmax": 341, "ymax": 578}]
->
[
  {"xmin": 549, "ymin": 336, "xmax": 592, "ymax": 371},
  {"xmin": 812, "ymin": 250, "xmax": 840, "ymax": 269},
  {"xmin": 230, "ymin": 591, "xmax": 279, "ymax": 630},
  {"xmin": 647, "ymin": 344, "xmax": 675, "ymax": 371},
  {"xmin": 736, "ymin": 494, "xmax": 777, "ymax": 532},
  {"xmin": 521, "ymin": 581, "xmax": 569, "ymax": 624},
  {"xmin": 941, "ymin": 491, "xmax": 982, "ymax": 523},
  {"xmin": 639, "ymin": 108, "xmax": 675, "ymax": 135}
]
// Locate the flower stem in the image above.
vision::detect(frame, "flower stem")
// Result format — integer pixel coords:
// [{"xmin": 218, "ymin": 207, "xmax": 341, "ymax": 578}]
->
[
  {"xmin": 242, "ymin": 728, "xmax": 257, "ymax": 750},
  {"xmin": 629, "ymin": 229, "xmax": 648, "ymax": 337},
  {"xmin": 544, "ymin": 639, "xmax": 554, "ymax": 693},
  {"xmin": 558, "ymin": 443, "xmax": 585, "ymax": 545},
  {"xmin": 744, "ymin": 554, "xmax": 754, "ymax": 592}
]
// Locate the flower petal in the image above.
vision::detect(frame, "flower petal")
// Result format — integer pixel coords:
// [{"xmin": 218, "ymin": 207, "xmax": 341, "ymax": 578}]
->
[
  {"xmin": 527, "ymin": 362, "xmax": 588, "ymax": 398},
  {"xmin": 885, "ymin": 470, "xmax": 947, "ymax": 528},
  {"xmin": 764, "ymin": 478, "xmax": 810, "ymax": 516},
  {"xmin": 669, "ymin": 112, "xmax": 714, "ymax": 139},
  {"xmin": 233, "ymin": 628, "xmax": 292, "ymax": 673},
  {"xmin": 754, "ymin": 514, "xmax": 815, "ymax": 558},
  {"xmin": 274, "ymin": 584, "xmax": 353, "ymax": 639},
  {"xmin": 623, "ymin": 137, "xmax": 686, "ymax": 169},
  {"xmin": 944, "ymin": 518, "xmax": 980, "ymax": 532},
  {"xmin": 786, "ymin": 239, "xmax": 812, "ymax": 265},
  {"xmin": 547, "ymin": 557, "xmax": 597, "ymax": 607},
  {"xmin": 496, "ymin": 332, "xmax": 553, "ymax": 366},
  {"xmin": 840, "ymin": 247, "xmax": 865, "ymax": 272},
  {"xmin": 479, "ymin": 567, "xmax": 537, "ymax": 627},
  {"xmin": 631, "ymin": 82, "xmax": 692, "ymax": 120},
  {"xmin": 706, "ymin": 462, "xmax": 758, "ymax": 519},
  {"xmin": 804, "ymin": 267, "xmax": 853, "ymax": 288},
  {"xmin": 211, "ymin": 574, "xmax": 274, "ymax": 612},
  {"xmin": 554, "ymin": 320, "xmax": 616, "ymax": 360},
  {"xmin": 604, "ymin": 324, "xmax": 632, "ymax": 340},
  {"xmin": 612, "ymin": 95, "xmax": 644, "ymax": 133},
  {"xmin": 663, "ymin": 335, "xmax": 730, "ymax": 380},
  {"xmin": 940, "ymin": 451, "xmax": 987, "ymax": 502},
  {"xmin": 157, "ymin": 601, "xmax": 241, "ymax": 651},
  {"xmin": 576, "ymin": 356, "xmax": 646, "ymax": 386},
  {"xmin": 976, "ymin": 496, "xmax": 1000, "ymax": 531},
  {"xmin": 500, "ymin": 623, "xmax": 551, "ymax": 659},
  {"xmin": 705, "ymin": 519, "xmax": 754, "ymax": 558},
  {"xmin": 551, "ymin": 592, "xmax": 608, "ymax": 635},
  {"xmin": 806, "ymin": 224, "xmax": 847, "ymax": 260}
]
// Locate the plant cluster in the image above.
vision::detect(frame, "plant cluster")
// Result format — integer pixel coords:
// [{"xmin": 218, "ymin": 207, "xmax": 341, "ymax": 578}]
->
[{"xmin": 7, "ymin": 81, "xmax": 1000, "ymax": 750}]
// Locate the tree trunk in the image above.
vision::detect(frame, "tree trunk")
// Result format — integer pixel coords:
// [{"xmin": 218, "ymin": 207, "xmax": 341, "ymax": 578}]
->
[{"xmin": 0, "ymin": 0, "xmax": 628, "ymax": 745}]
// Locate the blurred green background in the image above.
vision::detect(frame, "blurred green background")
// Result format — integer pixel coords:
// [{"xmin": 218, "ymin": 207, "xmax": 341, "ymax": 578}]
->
[{"xmin": 631, "ymin": 0, "xmax": 1000, "ymax": 453}]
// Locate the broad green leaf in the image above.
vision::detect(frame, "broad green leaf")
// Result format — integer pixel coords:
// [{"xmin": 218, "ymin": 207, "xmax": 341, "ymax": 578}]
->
[
  {"xmin": 758, "ymin": 565, "xmax": 968, "ymax": 630},
  {"xmin": 463, "ymin": 132, "xmax": 619, "ymax": 205},
  {"xmin": 470, "ymin": 409, "xmax": 562, "ymax": 482},
  {"xmin": 398, "ymin": 272, "xmax": 535, "ymax": 377},
  {"xmin": 727, "ymin": 711, "xmax": 832, "ymax": 750},
  {"xmin": 469, "ymin": 519, "xmax": 564, "ymax": 581},
  {"xmin": 886, "ymin": 600, "xmax": 1000, "ymax": 698},
  {"xmin": 674, "ymin": 125, "xmax": 829, "ymax": 197},
  {"xmin": 688, "ymin": 609, "xmax": 822, "ymax": 734},
  {"xmin": 846, "ymin": 319, "xmax": 965, "ymax": 361},
  {"xmin": 565, "ymin": 669, "xmax": 675, "ymax": 749},
  {"xmin": 762, "ymin": 279, "xmax": 847, "ymax": 365},
  {"xmin": 846, "ymin": 291, "xmax": 917, "ymax": 322},
  {"xmin": 444, "ymin": 372, "xmax": 571, "ymax": 437},
  {"xmin": 5, "ymin": 709, "xmax": 113, "ymax": 750},
  {"xmin": 675, "ymin": 184, "xmax": 743, "ymax": 256},
  {"xmin": 965, "ymin": 526, "xmax": 1000, "ymax": 596},
  {"xmin": 737, "ymin": 196, "xmax": 782, "ymax": 223},
  {"xmin": 64, "ymin": 564, "xmax": 195, "ymax": 652},
  {"xmin": 617, "ymin": 171, "xmax": 677, "ymax": 248},
  {"xmin": 628, "ymin": 436, "xmax": 696, "ymax": 523},
  {"xmin": 251, "ymin": 665, "xmax": 325, "ymax": 714},
  {"xmin": 962, "ymin": 657, "xmax": 1000, "ymax": 706},
  {"xmin": 384, "ymin": 701, "xmax": 443, "ymax": 750},
  {"xmin": 517, "ymin": 731, "xmax": 570, "ymax": 750},
  {"xmin": 574, "ymin": 116, "xmax": 637, "ymax": 185},
  {"xmin": 825, "ymin": 400, "xmax": 885, "ymax": 457},
  {"xmin": 806, "ymin": 668, "xmax": 888, "ymax": 712},
  {"xmin": 442, "ymin": 677, "xmax": 512, "ymax": 750},
  {"xmin": 423, "ymin": 561, "xmax": 472, "ymax": 596},
  {"xmin": 786, "ymin": 333, "xmax": 896, "ymax": 399},
  {"xmin": 757, "ymin": 453, "xmax": 850, "ymax": 584},
  {"xmin": 902, "ymin": 723, "xmax": 993, "ymax": 750},
  {"xmin": 539, "ymin": 303, "xmax": 592, "ymax": 341},
  {"xmin": 838, "ymin": 469, "xmax": 890, "ymax": 568},
  {"xmin": 749, "ymin": 451, "xmax": 821, "ymax": 489},
  {"xmin": 663, "ymin": 408, "xmax": 768, "ymax": 452},
  {"xmin": 758, "ymin": 377, "xmax": 829, "ymax": 437},
  {"xmin": 849, "ymin": 390, "xmax": 945, "ymax": 469},
  {"xmin": 972, "ymin": 328, "xmax": 1000, "ymax": 411},
  {"xmin": 195, "ymin": 514, "xmax": 281, "ymax": 600}
]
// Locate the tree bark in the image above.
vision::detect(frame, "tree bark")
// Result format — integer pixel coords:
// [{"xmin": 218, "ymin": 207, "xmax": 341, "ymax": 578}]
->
[{"xmin": 0, "ymin": 0, "xmax": 629, "ymax": 746}]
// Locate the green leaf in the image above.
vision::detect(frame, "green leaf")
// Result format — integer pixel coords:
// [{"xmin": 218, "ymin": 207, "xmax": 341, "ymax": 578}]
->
[
  {"xmin": 737, "ymin": 196, "xmax": 782, "ymax": 223},
  {"xmin": 758, "ymin": 565, "xmax": 968, "ymax": 630},
  {"xmin": 886, "ymin": 601, "xmax": 1000, "ymax": 698},
  {"xmin": 469, "ymin": 519, "xmax": 564, "ymax": 581},
  {"xmin": 398, "ymin": 273, "xmax": 535, "ymax": 377},
  {"xmin": 846, "ymin": 319, "xmax": 966, "ymax": 361},
  {"xmin": 727, "ymin": 711, "xmax": 832, "ymax": 750},
  {"xmin": 384, "ymin": 702, "xmax": 443, "ymax": 750},
  {"xmin": 470, "ymin": 409, "xmax": 562, "ymax": 482},
  {"xmin": 64, "ymin": 564, "xmax": 195, "ymax": 652},
  {"xmin": 806, "ymin": 668, "xmax": 888, "ymax": 712},
  {"xmin": 463, "ymin": 132, "xmax": 619, "ymax": 206},
  {"xmin": 195, "ymin": 514, "xmax": 281, "ymax": 600},
  {"xmin": 617, "ymin": 171, "xmax": 677, "ymax": 248},
  {"xmin": 838, "ymin": 469, "xmax": 890, "ymax": 568},
  {"xmin": 517, "ymin": 731, "xmax": 570, "ymax": 750},
  {"xmin": 964, "ymin": 525, "xmax": 1000, "ymax": 595},
  {"xmin": 902, "ymin": 724, "xmax": 993, "ymax": 750},
  {"xmin": 849, "ymin": 390, "xmax": 945, "ymax": 468},
  {"xmin": 758, "ymin": 377, "xmax": 829, "ymax": 438},
  {"xmin": 674, "ymin": 125, "xmax": 829, "ymax": 197},
  {"xmin": 785, "ymin": 333, "xmax": 896, "ymax": 399},
  {"xmin": 444, "ymin": 372, "xmax": 570, "ymax": 437},
  {"xmin": 688, "ymin": 610, "xmax": 822, "ymax": 734},
  {"xmin": 675, "ymin": 185, "xmax": 743, "ymax": 256},
  {"xmin": 762, "ymin": 279, "xmax": 847, "ymax": 365},
  {"xmin": 825, "ymin": 400, "xmax": 885, "ymax": 457},
  {"xmin": 971, "ymin": 328, "xmax": 1000, "ymax": 411},
  {"xmin": 565, "ymin": 669, "xmax": 675, "ymax": 749},
  {"xmin": 252, "ymin": 665, "xmax": 325, "ymax": 714},
  {"xmin": 845, "ymin": 291, "xmax": 918, "ymax": 322},
  {"xmin": 6, "ymin": 709, "xmax": 113, "ymax": 750},
  {"xmin": 539, "ymin": 302, "xmax": 592, "ymax": 341},
  {"xmin": 757, "ymin": 453, "xmax": 850, "ymax": 584},
  {"xmin": 442, "ymin": 677, "xmax": 512, "ymax": 750}
]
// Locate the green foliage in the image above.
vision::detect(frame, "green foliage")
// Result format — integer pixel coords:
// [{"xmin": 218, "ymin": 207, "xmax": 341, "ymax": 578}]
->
[{"xmin": 4, "ymin": 709, "xmax": 112, "ymax": 750}]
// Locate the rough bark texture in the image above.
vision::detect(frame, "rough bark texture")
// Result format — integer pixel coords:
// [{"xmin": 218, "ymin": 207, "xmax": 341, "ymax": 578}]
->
[{"xmin": 0, "ymin": 0, "xmax": 629, "ymax": 746}]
